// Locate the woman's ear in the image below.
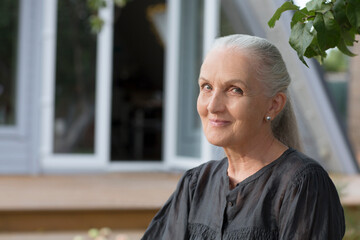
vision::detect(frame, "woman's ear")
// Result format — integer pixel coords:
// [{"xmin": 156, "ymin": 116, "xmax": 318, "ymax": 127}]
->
[{"xmin": 267, "ymin": 92, "xmax": 287, "ymax": 119}]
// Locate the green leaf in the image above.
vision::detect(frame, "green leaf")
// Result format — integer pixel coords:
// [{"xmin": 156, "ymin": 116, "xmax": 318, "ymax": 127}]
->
[
  {"xmin": 317, "ymin": 3, "xmax": 332, "ymax": 14},
  {"xmin": 333, "ymin": 0, "xmax": 351, "ymax": 29},
  {"xmin": 306, "ymin": 0, "xmax": 324, "ymax": 12},
  {"xmin": 291, "ymin": 7, "xmax": 313, "ymax": 28},
  {"xmin": 268, "ymin": 1, "xmax": 299, "ymax": 28},
  {"xmin": 313, "ymin": 11, "xmax": 341, "ymax": 51},
  {"xmin": 346, "ymin": 0, "xmax": 360, "ymax": 30},
  {"xmin": 323, "ymin": 48, "xmax": 348, "ymax": 72},
  {"xmin": 87, "ymin": 0, "xmax": 106, "ymax": 11},
  {"xmin": 114, "ymin": 0, "xmax": 128, "ymax": 8},
  {"xmin": 89, "ymin": 15, "xmax": 104, "ymax": 34},
  {"xmin": 337, "ymin": 38, "xmax": 357, "ymax": 56},
  {"xmin": 341, "ymin": 27, "xmax": 356, "ymax": 46},
  {"xmin": 289, "ymin": 21, "xmax": 315, "ymax": 67},
  {"xmin": 304, "ymin": 35, "xmax": 327, "ymax": 59},
  {"xmin": 88, "ymin": 228, "xmax": 99, "ymax": 238}
]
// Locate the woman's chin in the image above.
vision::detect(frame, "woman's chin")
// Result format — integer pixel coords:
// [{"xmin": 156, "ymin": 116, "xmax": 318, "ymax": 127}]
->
[{"xmin": 206, "ymin": 137, "xmax": 228, "ymax": 147}]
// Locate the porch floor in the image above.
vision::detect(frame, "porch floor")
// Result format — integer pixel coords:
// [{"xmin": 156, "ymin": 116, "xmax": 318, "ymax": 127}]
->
[
  {"xmin": 0, "ymin": 172, "xmax": 182, "ymax": 211},
  {"xmin": 0, "ymin": 172, "xmax": 182, "ymax": 232}
]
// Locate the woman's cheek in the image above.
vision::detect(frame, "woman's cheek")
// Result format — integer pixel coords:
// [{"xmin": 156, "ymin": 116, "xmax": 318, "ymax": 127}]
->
[{"xmin": 197, "ymin": 95, "xmax": 207, "ymax": 117}]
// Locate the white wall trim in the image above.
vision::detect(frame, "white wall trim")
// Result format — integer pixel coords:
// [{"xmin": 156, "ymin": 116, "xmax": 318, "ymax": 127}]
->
[
  {"xmin": 201, "ymin": 0, "xmax": 220, "ymax": 163},
  {"xmin": 163, "ymin": 0, "xmax": 181, "ymax": 167},
  {"xmin": 107, "ymin": 162, "xmax": 166, "ymax": 172},
  {"xmin": 40, "ymin": 0, "xmax": 58, "ymax": 172},
  {"xmin": 94, "ymin": 0, "xmax": 114, "ymax": 168}
]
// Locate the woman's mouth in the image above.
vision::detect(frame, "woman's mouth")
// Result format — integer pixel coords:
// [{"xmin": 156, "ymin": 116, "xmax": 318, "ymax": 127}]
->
[{"xmin": 209, "ymin": 119, "xmax": 231, "ymax": 127}]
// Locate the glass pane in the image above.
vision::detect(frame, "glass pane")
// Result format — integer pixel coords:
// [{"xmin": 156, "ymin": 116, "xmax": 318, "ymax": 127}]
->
[
  {"xmin": 110, "ymin": 1, "xmax": 165, "ymax": 161},
  {"xmin": 323, "ymin": 48, "xmax": 360, "ymax": 165},
  {"xmin": 0, "ymin": 0, "xmax": 19, "ymax": 125},
  {"xmin": 53, "ymin": 0, "xmax": 97, "ymax": 153},
  {"xmin": 220, "ymin": 3, "xmax": 235, "ymax": 36},
  {"xmin": 220, "ymin": 0, "xmax": 251, "ymax": 37},
  {"xmin": 176, "ymin": 0, "xmax": 204, "ymax": 158}
]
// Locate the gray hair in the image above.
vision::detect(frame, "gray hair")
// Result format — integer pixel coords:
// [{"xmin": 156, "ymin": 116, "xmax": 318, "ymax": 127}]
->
[{"xmin": 211, "ymin": 34, "xmax": 301, "ymax": 150}]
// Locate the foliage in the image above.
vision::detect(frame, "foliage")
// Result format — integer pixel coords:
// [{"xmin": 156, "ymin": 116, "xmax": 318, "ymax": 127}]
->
[
  {"xmin": 343, "ymin": 206, "xmax": 360, "ymax": 239},
  {"xmin": 323, "ymin": 48, "xmax": 348, "ymax": 71},
  {"xmin": 269, "ymin": 0, "xmax": 360, "ymax": 67},
  {"xmin": 73, "ymin": 227, "xmax": 130, "ymax": 240},
  {"xmin": 87, "ymin": 0, "xmax": 130, "ymax": 34}
]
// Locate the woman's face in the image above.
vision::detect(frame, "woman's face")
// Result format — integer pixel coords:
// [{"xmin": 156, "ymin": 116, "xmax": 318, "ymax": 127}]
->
[{"xmin": 197, "ymin": 47, "xmax": 271, "ymax": 148}]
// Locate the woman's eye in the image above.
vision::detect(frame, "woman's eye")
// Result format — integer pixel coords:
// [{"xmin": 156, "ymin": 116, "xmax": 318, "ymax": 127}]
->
[
  {"xmin": 231, "ymin": 87, "xmax": 243, "ymax": 95},
  {"xmin": 201, "ymin": 84, "xmax": 212, "ymax": 91}
]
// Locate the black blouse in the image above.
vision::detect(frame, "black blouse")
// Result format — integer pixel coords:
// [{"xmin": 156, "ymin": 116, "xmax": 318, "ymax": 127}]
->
[{"xmin": 142, "ymin": 148, "xmax": 345, "ymax": 240}]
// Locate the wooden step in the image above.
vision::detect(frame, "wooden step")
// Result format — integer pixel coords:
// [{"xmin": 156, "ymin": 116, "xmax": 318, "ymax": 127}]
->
[
  {"xmin": 0, "ymin": 172, "xmax": 182, "ymax": 231},
  {"xmin": 0, "ymin": 209, "xmax": 157, "ymax": 231}
]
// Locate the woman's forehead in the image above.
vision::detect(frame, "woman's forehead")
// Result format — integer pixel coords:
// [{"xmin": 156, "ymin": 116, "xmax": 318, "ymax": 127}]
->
[{"xmin": 200, "ymin": 48, "xmax": 256, "ymax": 81}]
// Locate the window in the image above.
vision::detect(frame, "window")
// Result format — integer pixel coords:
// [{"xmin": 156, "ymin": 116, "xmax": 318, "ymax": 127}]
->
[{"xmin": 0, "ymin": 0, "xmax": 19, "ymax": 125}]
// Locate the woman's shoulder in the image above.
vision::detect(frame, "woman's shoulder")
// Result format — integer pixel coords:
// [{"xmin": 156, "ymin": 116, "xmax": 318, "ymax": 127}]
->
[{"xmin": 277, "ymin": 148, "xmax": 331, "ymax": 186}]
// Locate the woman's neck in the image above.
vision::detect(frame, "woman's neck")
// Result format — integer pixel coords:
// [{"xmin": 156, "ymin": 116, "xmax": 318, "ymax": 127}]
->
[{"xmin": 224, "ymin": 135, "xmax": 288, "ymax": 189}]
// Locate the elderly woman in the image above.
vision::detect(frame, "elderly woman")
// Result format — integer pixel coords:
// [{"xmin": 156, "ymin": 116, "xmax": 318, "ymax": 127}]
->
[{"xmin": 142, "ymin": 34, "xmax": 345, "ymax": 239}]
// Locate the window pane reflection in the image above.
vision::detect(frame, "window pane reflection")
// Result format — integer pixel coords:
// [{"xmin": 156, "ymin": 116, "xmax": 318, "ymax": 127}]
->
[
  {"xmin": 0, "ymin": 0, "xmax": 19, "ymax": 125},
  {"xmin": 53, "ymin": 0, "xmax": 97, "ymax": 153},
  {"xmin": 324, "ymin": 47, "xmax": 360, "ymax": 165}
]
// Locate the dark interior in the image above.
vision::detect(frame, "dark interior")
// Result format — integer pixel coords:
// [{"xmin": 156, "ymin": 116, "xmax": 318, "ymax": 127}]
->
[{"xmin": 111, "ymin": 0, "xmax": 165, "ymax": 161}]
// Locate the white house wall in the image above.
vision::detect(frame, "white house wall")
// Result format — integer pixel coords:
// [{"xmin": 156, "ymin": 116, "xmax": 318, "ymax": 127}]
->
[{"xmin": 0, "ymin": 0, "xmax": 43, "ymax": 174}]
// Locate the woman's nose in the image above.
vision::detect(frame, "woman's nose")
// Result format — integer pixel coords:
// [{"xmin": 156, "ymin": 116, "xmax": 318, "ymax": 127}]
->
[{"xmin": 207, "ymin": 91, "xmax": 225, "ymax": 113}]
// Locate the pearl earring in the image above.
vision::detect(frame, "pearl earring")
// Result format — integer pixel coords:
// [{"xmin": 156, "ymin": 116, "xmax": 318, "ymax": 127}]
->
[{"xmin": 266, "ymin": 116, "xmax": 271, "ymax": 121}]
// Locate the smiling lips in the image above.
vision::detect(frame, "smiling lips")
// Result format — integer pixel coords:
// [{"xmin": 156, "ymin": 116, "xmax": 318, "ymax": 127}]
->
[{"xmin": 209, "ymin": 119, "xmax": 231, "ymax": 127}]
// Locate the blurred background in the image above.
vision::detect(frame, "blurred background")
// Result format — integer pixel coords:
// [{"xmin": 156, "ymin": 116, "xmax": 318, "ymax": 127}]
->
[{"xmin": 0, "ymin": 0, "xmax": 359, "ymax": 239}]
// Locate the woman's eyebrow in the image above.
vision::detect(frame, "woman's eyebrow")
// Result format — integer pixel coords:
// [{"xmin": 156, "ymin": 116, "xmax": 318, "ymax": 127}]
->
[
  {"xmin": 224, "ymin": 79, "xmax": 248, "ymax": 88},
  {"xmin": 198, "ymin": 76, "xmax": 209, "ymax": 82}
]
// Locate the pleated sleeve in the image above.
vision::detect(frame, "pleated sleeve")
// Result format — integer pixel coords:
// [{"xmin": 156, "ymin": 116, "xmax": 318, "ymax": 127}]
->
[
  {"xmin": 278, "ymin": 165, "xmax": 345, "ymax": 240},
  {"xmin": 141, "ymin": 169, "xmax": 197, "ymax": 240}
]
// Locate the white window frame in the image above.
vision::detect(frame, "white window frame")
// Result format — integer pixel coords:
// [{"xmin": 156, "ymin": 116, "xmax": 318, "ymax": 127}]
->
[
  {"xmin": 164, "ymin": 0, "xmax": 221, "ymax": 170},
  {"xmin": 40, "ymin": 0, "xmax": 113, "ymax": 172}
]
